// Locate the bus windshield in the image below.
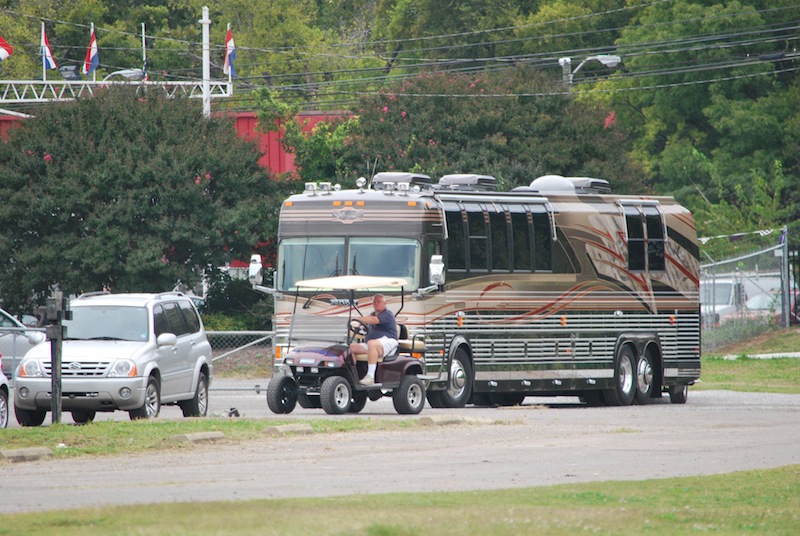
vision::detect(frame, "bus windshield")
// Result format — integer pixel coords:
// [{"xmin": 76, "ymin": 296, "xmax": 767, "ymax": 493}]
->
[{"xmin": 278, "ymin": 237, "xmax": 420, "ymax": 291}]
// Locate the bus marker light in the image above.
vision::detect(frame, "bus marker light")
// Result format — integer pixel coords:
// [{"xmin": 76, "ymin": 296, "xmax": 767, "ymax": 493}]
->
[
  {"xmin": 407, "ymin": 201, "xmax": 417, "ymax": 207},
  {"xmin": 522, "ymin": 380, "xmax": 531, "ymax": 387},
  {"xmin": 333, "ymin": 201, "xmax": 342, "ymax": 206},
  {"xmin": 670, "ymin": 315, "xmax": 676, "ymax": 325},
  {"xmin": 285, "ymin": 201, "xmax": 293, "ymax": 207},
  {"xmin": 561, "ymin": 316, "xmax": 567, "ymax": 326},
  {"xmin": 457, "ymin": 311, "xmax": 464, "ymax": 327},
  {"xmin": 553, "ymin": 379, "xmax": 562, "ymax": 386},
  {"xmin": 345, "ymin": 201, "xmax": 353, "ymax": 206}
]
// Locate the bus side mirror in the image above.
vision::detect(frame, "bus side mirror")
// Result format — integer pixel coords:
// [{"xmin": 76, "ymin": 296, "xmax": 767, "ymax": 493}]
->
[
  {"xmin": 429, "ymin": 255, "xmax": 445, "ymax": 286},
  {"xmin": 249, "ymin": 254, "xmax": 263, "ymax": 286}
]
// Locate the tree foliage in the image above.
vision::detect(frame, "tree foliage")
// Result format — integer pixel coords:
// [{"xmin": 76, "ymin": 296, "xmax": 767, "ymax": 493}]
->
[
  {"xmin": 0, "ymin": 87, "xmax": 286, "ymax": 315},
  {"xmin": 260, "ymin": 66, "xmax": 644, "ymax": 193}
]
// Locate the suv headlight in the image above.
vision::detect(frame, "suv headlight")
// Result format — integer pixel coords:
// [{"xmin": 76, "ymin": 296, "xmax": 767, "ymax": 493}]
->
[
  {"xmin": 108, "ymin": 359, "xmax": 137, "ymax": 377},
  {"xmin": 19, "ymin": 360, "xmax": 45, "ymax": 378}
]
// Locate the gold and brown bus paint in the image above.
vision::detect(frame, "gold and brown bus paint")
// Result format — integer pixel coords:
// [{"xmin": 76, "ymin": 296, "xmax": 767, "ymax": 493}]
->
[{"xmin": 271, "ymin": 174, "xmax": 700, "ymax": 407}]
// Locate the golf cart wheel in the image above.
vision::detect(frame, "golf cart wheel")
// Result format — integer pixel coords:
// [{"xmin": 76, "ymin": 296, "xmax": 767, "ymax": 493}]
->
[
  {"xmin": 320, "ymin": 376, "xmax": 352, "ymax": 414},
  {"xmin": 266, "ymin": 376, "xmax": 298, "ymax": 414},
  {"xmin": 349, "ymin": 392, "xmax": 368, "ymax": 413},
  {"xmin": 393, "ymin": 376, "xmax": 425, "ymax": 415},
  {"xmin": 297, "ymin": 392, "xmax": 322, "ymax": 409}
]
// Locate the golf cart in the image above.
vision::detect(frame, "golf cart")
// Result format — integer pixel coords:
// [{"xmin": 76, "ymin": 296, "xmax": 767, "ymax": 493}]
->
[{"xmin": 265, "ymin": 275, "xmax": 427, "ymax": 415}]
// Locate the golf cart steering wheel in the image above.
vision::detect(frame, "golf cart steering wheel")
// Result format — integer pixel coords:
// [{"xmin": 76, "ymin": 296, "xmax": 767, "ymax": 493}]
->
[{"xmin": 348, "ymin": 318, "xmax": 368, "ymax": 341}]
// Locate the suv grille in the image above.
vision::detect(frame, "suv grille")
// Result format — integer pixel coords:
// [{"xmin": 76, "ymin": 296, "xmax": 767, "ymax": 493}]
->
[{"xmin": 43, "ymin": 360, "xmax": 111, "ymax": 377}]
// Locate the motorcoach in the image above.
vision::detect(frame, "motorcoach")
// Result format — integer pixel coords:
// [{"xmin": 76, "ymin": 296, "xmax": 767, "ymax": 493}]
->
[{"xmin": 250, "ymin": 172, "xmax": 700, "ymax": 407}]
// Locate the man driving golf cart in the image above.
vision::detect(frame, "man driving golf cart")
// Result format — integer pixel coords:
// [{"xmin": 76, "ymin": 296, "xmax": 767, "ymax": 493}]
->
[{"xmin": 265, "ymin": 275, "xmax": 427, "ymax": 415}]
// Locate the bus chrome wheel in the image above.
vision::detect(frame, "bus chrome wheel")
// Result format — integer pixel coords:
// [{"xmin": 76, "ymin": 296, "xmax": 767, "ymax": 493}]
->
[
  {"xmin": 635, "ymin": 352, "xmax": 655, "ymax": 405},
  {"xmin": 603, "ymin": 345, "xmax": 636, "ymax": 406},
  {"xmin": 440, "ymin": 348, "xmax": 472, "ymax": 408}
]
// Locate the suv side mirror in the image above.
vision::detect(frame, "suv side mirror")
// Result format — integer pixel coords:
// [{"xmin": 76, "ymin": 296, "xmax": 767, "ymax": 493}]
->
[
  {"xmin": 157, "ymin": 333, "xmax": 178, "ymax": 347},
  {"xmin": 429, "ymin": 255, "xmax": 445, "ymax": 286}
]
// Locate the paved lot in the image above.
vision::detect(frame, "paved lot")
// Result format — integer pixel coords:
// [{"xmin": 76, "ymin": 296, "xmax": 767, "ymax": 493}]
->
[{"xmin": 2, "ymin": 388, "xmax": 800, "ymax": 513}]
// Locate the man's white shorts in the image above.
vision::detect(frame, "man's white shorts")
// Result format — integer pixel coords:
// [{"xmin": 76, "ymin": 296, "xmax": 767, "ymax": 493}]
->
[{"xmin": 356, "ymin": 336, "xmax": 398, "ymax": 357}]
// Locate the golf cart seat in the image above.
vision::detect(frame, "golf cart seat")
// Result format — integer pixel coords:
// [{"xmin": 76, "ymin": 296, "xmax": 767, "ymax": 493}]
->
[{"xmin": 397, "ymin": 324, "xmax": 426, "ymax": 353}]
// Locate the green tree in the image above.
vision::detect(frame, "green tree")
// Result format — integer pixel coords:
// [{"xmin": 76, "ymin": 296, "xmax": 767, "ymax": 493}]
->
[
  {"xmin": 259, "ymin": 66, "xmax": 642, "ymax": 192},
  {"xmin": 0, "ymin": 87, "xmax": 286, "ymax": 316}
]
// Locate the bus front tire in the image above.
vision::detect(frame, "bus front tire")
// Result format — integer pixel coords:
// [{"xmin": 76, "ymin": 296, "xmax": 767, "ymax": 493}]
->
[{"xmin": 438, "ymin": 348, "xmax": 473, "ymax": 408}]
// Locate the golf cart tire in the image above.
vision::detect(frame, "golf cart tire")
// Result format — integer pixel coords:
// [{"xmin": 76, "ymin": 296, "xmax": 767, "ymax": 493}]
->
[
  {"xmin": 320, "ymin": 376, "xmax": 352, "ymax": 414},
  {"xmin": 266, "ymin": 376, "xmax": 298, "ymax": 414},
  {"xmin": 393, "ymin": 375, "xmax": 426, "ymax": 415}
]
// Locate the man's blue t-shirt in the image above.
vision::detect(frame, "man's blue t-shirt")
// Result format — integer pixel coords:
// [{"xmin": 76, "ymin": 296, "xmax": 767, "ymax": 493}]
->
[{"xmin": 365, "ymin": 308, "xmax": 397, "ymax": 341}]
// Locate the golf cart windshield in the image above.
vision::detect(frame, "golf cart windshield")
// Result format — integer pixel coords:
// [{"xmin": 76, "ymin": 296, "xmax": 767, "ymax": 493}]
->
[{"xmin": 287, "ymin": 276, "xmax": 408, "ymax": 347}]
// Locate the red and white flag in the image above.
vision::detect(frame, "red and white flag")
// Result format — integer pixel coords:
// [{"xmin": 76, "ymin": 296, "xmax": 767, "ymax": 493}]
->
[
  {"xmin": 41, "ymin": 24, "xmax": 58, "ymax": 69},
  {"xmin": 0, "ymin": 35, "xmax": 12, "ymax": 61},
  {"xmin": 83, "ymin": 26, "xmax": 99, "ymax": 75}
]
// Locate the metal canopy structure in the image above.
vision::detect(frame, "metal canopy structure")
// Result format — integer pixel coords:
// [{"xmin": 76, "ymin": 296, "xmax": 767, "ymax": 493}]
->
[{"xmin": 0, "ymin": 79, "xmax": 231, "ymax": 110}]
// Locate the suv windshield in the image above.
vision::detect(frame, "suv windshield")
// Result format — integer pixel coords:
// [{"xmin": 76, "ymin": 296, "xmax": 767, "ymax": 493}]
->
[
  {"xmin": 64, "ymin": 306, "xmax": 149, "ymax": 341},
  {"xmin": 278, "ymin": 237, "xmax": 420, "ymax": 291}
]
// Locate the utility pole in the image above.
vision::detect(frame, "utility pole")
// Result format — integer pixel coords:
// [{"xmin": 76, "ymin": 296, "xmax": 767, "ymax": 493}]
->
[{"xmin": 200, "ymin": 6, "xmax": 211, "ymax": 118}]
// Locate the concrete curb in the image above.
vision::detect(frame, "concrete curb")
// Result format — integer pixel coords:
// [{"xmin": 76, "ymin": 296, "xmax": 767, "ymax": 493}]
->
[
  {"xmin": 264, "ymin": 423, "xmax": 314, "ymax": 436},
  {"xmin": 172, "ymin": 431, "xmax": 225, "ymax": 443},
  {"xmin": 418, "ymin": 415, "xmax": 497, "ymax": 426},
  {"xmin": 0, "ymin": 447, "xmax": 54, "ymax": 463}
]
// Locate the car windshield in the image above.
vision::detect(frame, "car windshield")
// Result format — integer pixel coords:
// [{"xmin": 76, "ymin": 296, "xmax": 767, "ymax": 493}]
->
[
  {"xmin": 277, "ymin": 237, "xmax": 420, "ymax": 292},
  {"xmin": 700, "ymin": 282, "xmax": 733, "ymax": 305},
  {"xmin": 64, "ymin": 306, "xmax": 149, "ymax": 341}
]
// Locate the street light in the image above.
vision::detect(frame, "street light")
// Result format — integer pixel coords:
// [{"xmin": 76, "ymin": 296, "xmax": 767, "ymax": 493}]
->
[{"xmin": 559, "ymin": 54, "xmax": 622, "ymax": 85}]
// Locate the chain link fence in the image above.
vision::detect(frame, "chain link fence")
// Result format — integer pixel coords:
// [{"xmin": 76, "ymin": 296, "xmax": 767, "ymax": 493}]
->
[
  {"xmin": 701, "ymin": 229, "xmax": 795, "ymax": 351},
  {"xmin": 207, "ymin": 331, "xmax": 274, "ymax": 392}
]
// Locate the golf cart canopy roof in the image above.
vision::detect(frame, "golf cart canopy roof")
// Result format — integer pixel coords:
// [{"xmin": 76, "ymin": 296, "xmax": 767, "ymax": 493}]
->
[{"xmin": 294, "ymin": 275, "xmax": 409, "ymax": 291}]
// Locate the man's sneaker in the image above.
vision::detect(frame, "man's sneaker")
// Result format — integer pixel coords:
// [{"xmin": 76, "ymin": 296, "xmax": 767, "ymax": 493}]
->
[{"xmin": 359, "ymin": 374, "xmax": 375, "ymax": 386}]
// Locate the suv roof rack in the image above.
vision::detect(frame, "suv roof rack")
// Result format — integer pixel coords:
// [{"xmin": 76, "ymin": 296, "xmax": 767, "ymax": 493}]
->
[{"xmin": 75, "ymin": 291, "xmax": 111, "ymax": 300}]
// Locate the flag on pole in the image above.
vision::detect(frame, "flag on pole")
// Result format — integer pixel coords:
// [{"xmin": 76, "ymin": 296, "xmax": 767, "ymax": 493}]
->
[
  {"xmin": 0, "ymin": 35, "xmax": 12, "ymax": 61},
  {"xmin": 41, "ymin": 24, "xmax": 58, "ymax": 69},
  {"xmin": 83, "ymin": 26, "xmax": 99, "ymax": 75},
  {"xmin": 223, "ymin": 27, "xmax": 236, "ymax": 77}
]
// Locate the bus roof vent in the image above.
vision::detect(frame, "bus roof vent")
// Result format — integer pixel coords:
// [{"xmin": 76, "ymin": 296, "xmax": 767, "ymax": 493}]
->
[
  {"xmin": 566, "ymin": 177, "xmax": 611, "ymax": 194},
  {"xmin": 436, "ymin": 174, "xmax": 497, "ymax": 191},
  {"xmin": 529, "ymin": 175, "xmax": 575, "ymax": 193},
  {"xmin": 372, "ymin": 172, "xmax": 432, "ymax": 190}
]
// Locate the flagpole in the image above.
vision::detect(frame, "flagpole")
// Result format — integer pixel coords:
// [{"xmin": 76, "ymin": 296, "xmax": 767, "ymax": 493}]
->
[
  {"xmin": 90, "ymin": 23, "xmax": 96, "ymax": 82},
  {"xmin": 141, "ymin": 22, "xmax": 147, "ymax": 80},
  {"xmin": 200, "ymin": 6, "xmax": 211, "ymax": 118},
  {"xmin": 227, "ymin": 23, "xmax": 232, "ymax": 88},
  {"xmin": 41, "ymin": 22, "xmax": 46, "ymax": 82}
]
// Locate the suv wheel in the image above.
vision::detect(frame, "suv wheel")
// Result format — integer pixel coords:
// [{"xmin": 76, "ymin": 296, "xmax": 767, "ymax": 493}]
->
[
  {"xmin": 15, "ymin": 405, "xmax": 46, "ymax": 427},
  {"xmin": 71, "ymin": 410, "xmax": 96, "ymax": 424},
  {"xmin": 129, "ymin": 376, "xmax": 161, "ymax": 420},
  {"xmin": 180, "ymin": 371, "xmax": 209, "ymax": 417}
]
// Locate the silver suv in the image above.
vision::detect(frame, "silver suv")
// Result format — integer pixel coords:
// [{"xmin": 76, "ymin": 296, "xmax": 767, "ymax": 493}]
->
[{"xmin": 14, "ymin": 292, "xmax": 212, "ymax": 426}]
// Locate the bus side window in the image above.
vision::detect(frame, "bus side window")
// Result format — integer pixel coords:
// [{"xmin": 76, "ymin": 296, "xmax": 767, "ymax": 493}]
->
[
  {"xmin": 531, "ymin": 210, "xmax": 552, "ymax": 272},
  {"xmin": 490, "ymin": 211, "xmax": 509, "ymax": 271},
  {"xmin": 510, "ymin": 211, "xmax": 531, "ymax": 271},
  {"xmin": 467, "ymin": 208, "xmax": 488, "ymax": 272},
  {"xmin": 645, "ymin": 206, "xmax": 666, "ymax": 271},
  {"xmin": 445, "ymin": 209, "xmax": 466, "ymax": 271},
  {"xmin": 625, "ymin": 206, "xmax": 646, "ymax": 271}
]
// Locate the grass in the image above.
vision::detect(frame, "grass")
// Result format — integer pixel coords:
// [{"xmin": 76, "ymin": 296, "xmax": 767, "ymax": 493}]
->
[
  {"xmin": 0, "ymin": 417, "xmax": 419, "ymax": 457},
  {"xmin": 2, "ymin": 465, "xmax": 798, "ymax": 535}
]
